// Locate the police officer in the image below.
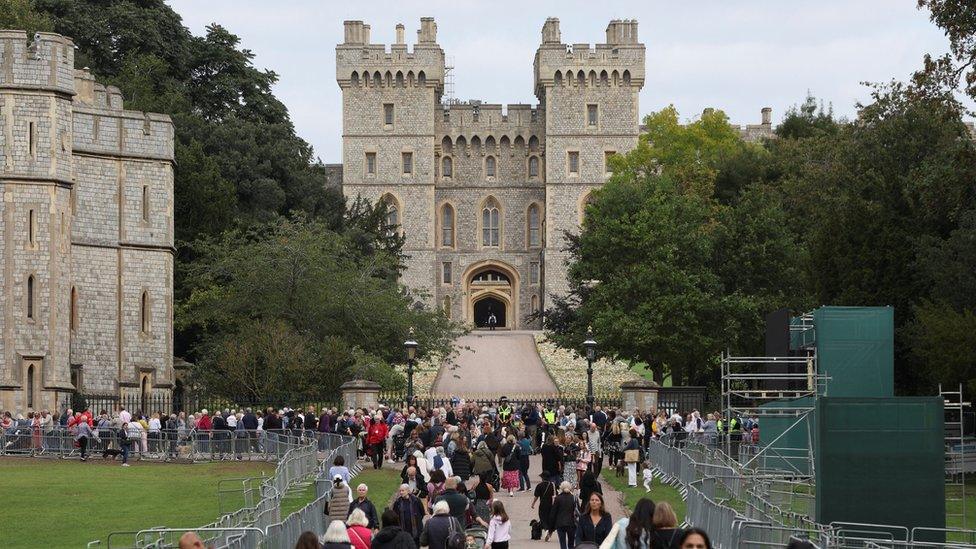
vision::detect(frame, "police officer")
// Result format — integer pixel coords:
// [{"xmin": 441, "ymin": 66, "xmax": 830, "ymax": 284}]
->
[
  {"xmin": 541, "ymin": 400, "xmax": 557, "ymax": 442},
  {"xmin": 497, "ymin": 397, "xmax": 514, "ymax": 432}
]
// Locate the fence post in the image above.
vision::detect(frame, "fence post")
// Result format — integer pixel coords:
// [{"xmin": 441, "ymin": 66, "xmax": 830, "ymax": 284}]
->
[
  {"xmin": 620, "ymin": 379, "xmax": 660, "ymax": 412},
  {"xmin": 340, "ymin": 380, "xmax": 382, "ymax": 411}
]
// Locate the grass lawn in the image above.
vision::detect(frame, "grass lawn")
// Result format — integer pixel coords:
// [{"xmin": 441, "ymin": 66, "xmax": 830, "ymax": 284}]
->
[
  {"xmin": 0, "ymin": 457, "xmax": 275, "ymax": 549},
  {"xmin": 603, "ymin": 470, "xmax": 687, "ymax": 522},
  {"xmin": 356, "ymin": 466, "xmax": 405, "ymax": 509}
]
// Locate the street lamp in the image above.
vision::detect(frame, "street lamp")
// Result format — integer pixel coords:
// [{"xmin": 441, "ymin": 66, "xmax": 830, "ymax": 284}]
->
[
  {"xmin": 583, "ymin": 326, "xmax": 597, "ymax": 409},
  {"xmin": 404, "ymin": 327, "xmax": 418, "ymax": 405}
]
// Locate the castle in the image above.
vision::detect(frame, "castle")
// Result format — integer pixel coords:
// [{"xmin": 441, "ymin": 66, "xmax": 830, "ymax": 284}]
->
[
  {"xmin": 337, "ymin": 18, "xmax": 772, "ymax": 329},
  {"xmin": 0, "ymin": 31, "xmax": 175, "ymax": 412}
]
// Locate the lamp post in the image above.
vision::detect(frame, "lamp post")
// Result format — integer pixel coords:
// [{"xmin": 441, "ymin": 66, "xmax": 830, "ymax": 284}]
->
[
  {"xmin": 404, "ymin": 327, "xmax": 418, "ymax": 406},
  {"xmin": 583, "ymin": 326, "xmax": 597, "ymax": 409}
]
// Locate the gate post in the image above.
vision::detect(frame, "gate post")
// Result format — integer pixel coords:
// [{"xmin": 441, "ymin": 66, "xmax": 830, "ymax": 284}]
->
[
  {"xmin": 340, "ymin": 379, "xmax": 382, "ymax": 410},
  {"xmin": 620, "ymin": 379, "xmax": 660, "ymax": 413}
]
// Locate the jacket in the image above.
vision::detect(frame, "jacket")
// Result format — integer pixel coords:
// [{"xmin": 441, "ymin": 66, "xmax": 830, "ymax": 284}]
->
[
  {"xmin": 328, "ymin": 485, "xmax": 351, "ymax": 523},
  {"xmin": 575, "ymin": 513, "xmax": 613, "ymax": 545},
  {"xmin": 449, "ymin": 450, "xmax": 472, "ymax": 480},
  {"xmin": 347, "ymin": 524, "xmax": 372, "ymax": 549},
  {"xmin": 367, "ymin": 422, "xmax": 389, "ymax": 445},
  {"xmin": 501, "ymin": 443, "xmax": 520, "ymax": 472},
  {"xmin": 549, "ymin": 492, "xmax": 578, "ymax": 529},
  {"xmin": 419, "ymin": 515, "xmax": 461, "ymax": 549},
  {"xmin": 434, "ymin": 488, "xmax": 469, "ymax": 524},
  {"xmin": 391, "ymin": 495, "xmax": 425, "ymax": 538},
  {"xmin": 471, "ymin": 447, "xmax": 496, "ymax": 476},
  {"xmin": 349, "ymin": 497, "xmax": 379, "ymax": 529},
  {"xmin": 371, "ymin": 526, "xmax": 416, "ymax": 549}
]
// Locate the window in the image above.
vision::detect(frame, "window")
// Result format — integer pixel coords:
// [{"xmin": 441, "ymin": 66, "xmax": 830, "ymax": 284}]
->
[
  {"xmin": 530, "ymin": 262, "xmax": 540, "ymax": 284},
  {"xmin": 442, "ymin": 156, "xmax": 452, "ymax": 178},
  {"xmin": 70, "ymin": 286, "xmax": 77, "ymax": 331},
  {"xmin": 26, "ymin": 365, "xmax": 34, "ymax": 409},
  {"xmin": 485, "ymin": 156, "xmax": 496, "ymax": 177},
  {"xmin": 528, "ymin": 204, "xmax": 541, "ymax": 247},
  {"xmin": 531, "ymin": 294, "xmax": 540, "ymax": 314},
  {"xmin": 382, "ymin": 195, "xmax": 399, "ymax": 234},
  {"xmin": 142, "ymin": 185, "xmax": 149, "ymax": 222},
  {"xmin": 365, "ymin": 152, "xmax": 376, "ymax": 175},
  {"xmin": 482, "ymin": 197, "xmax": 500, "ymax": 247},
  {"xmin": 568, "ymin": 151, "xmax": 580, "ymax": 174},
  {"xmin": 441, "ymin": 204, "xmax": 455, "ymax": 247},
  {"xmin": 402, "ymin": 152, "xmax": 412, "ymax": 175},
  {"xmin": 140, "ymin": 291, "xmax": 150, "ymax": 333},
  {"xmin": 26, "ymin": 275, "xmax": 34, "ymax": 319},
  {"xmin": 529, "ymin": 156, "xmax": 539, "ymax": 178},
  {"xmin": 605, "ymin": 151, "xmax": 616, "ymax": 174},
  {"xmin": 384, "ymin": 104, "xmax": 394, "ymax": 125},
  {"xmin": 587, "ymin": 104, "xmax": 598, "ymax": 126},
  {"xmin": 28, "ymin": 209, "xmax": 35, "ymax": 246},
  {"xmin": 443, "ymin": 295, "xmax": 451, "ymax": 319},
  {"xmin": 442, "ymin": 262, "xmax": 453, "ymax": 285},
  {"xmin": 28, "ymin": 122, "xmax": 36, "ymax": 158}
]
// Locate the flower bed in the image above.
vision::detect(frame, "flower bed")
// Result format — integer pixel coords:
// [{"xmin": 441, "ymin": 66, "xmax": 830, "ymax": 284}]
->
[{"xmin": 534, "ymin": 333, "xmax": 641, "ymax": 394}]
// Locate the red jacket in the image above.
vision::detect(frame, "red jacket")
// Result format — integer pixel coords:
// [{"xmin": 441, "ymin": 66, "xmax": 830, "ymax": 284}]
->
[
  {"xmin": 366, "ymin": 422, "xmax": 389, "ymax": 445},
  {"xmin": 197, "ymin": 414, "xmax": 212, "ymax": 430}
]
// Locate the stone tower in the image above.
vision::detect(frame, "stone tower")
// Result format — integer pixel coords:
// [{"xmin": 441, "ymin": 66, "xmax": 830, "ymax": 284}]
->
[
  {"xmin": 0, "ymin": 30, "xmax": 175, "ymax": 412},
  {"xmin": 336, "ymin": 18, "xmax": 643, "ymax": 330}
]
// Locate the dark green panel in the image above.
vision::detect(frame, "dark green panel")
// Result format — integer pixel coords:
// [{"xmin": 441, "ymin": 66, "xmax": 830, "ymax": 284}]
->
[
  {"xmin": 814, "ymin": 306, "xmax": 894, "ymax": 398},
  {"xmin": 757, "ymin": 397, "xmax": 815, "ymax": 475},
  {"xmin": 815, "ymin": 397, "xmax": 945, "ymax": 540}
]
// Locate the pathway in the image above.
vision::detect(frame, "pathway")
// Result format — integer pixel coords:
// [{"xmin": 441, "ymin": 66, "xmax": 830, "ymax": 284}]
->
[{"xmin": 432, "ymin": 331, "xmax": 557, "ymax": 396}]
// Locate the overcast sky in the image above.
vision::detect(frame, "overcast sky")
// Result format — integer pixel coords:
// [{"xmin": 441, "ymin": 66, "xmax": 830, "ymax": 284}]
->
[{"xmin": 166, "ymin": 0, "xmax": 959, "ymax": 163}]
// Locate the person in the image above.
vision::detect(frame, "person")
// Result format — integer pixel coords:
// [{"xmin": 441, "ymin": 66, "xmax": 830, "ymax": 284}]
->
[
  {"xmin": 367, "ymin": 413, "xmax": 389, "ymax": 470},
  {"xmin": 623, "ymin": 431, "xmax": 640, "ymax": 487},
  {"xmin": 549, "ymin": 481, "xmax": 578, "ymax": 549},
  {"xmin": 391, "ymin": 484, "xmax": 425, "ymax": 546},
  {"xmin": 487, "ymin": 312, "xmax": 497, "ymax": 331},
  {"xmin": 677, "ymin": 528, "xmax": 711, "ymax": 549},
  {"xmin": 329, "ymin": 476, "xmax": 352, "ymax": 524},
  {"xmin": 331, "ymin": 455, "xmax": 354, "ymax": 502},
  {"xmin": 449, "ymin": 438, "xmax": 472, "ymax": 481},
  {"xmin": 467, "ymin": 474, "xmax": 494, "ymax": 526},
  {"xmin": 295, "ymin": 530, "xmax": 322, "ymax": 549},
  {"xmin": 349, "ymin": 484, "xmax": 380, "ymax": 530},
  {"xmin": 587, "ymin": 422, "xmax": 603, "ymax": 477},
  {"xmin": 603, "ymin": 498, "xmax": 655, "ymax": 549},
  {"xmin": 403, "ymin": 465, "xmax": 429, "ymax": 501},
  {"xmin": 426, "ymin": 469, "xmax": 447, "ymax": 504},
  {"xmin": 178, "ymin": 532, "xmax": 206, "ymax": 549},
  {"xmin": 485, "ymin": 500, "xmax": 512, "ymax": 548},
  {"xmin": 496, "ymin": 398, "xmax": 513, "ymax": 429},
  {"xmin": 578, "ymin": 472, "xmax": 602, "ymax": 514},
  {"xmin": 347, "ymin": 508, "xmax": 373, "ymax": 549},
  {"xmin": 499, "ymin": 434, "xmax": 520, "ymax": 497},
  {"xmin": 531, "ymin": 473, "xmax": 557, "ymax": 542},
  {"xmin": 605, "ymin": 422, "xmax": 622, "ymax": 470},
  {"xmin": 642, "ymin": 462, "xmax": 653, "ymax": 492},
  {"xmin": 540, "ymin": 435, "xmax": 562, "ymax": 483},
  {"xmin": 563, "ymin": 433, "xmax": 580, "ymax": 488},
  {"xmin": 75, "ymin": 415, "xmax": 93, "ymax": 461},
  {"xmin": 433, "ymin": 476, "xmax": 468, "ymax": 524},
  {"xmin": 372, "ymin": 508, "xmax": 417, "ymax": 549},
  {"xmin": 651, "ymin": 502, "xmax": 684, "ymax": 549},
  {"xmin": 471, "ymin": 441, "xmax": 498, "ymax": 488},
  {"xmin": 576, "ymin": 439, "xmax": 591, "ymax": 485},
  {"xmin": 322, "ymin": 519, "xmax": 354, "ymax": 549},
  {"xmin": 517, "ymin": 431, "xmax": 532, "ymax": 491},
  {"xmin": 419, "ymin": 500, "xmax": 462, "ymax": 549},
  {"xmin": 575, "ymin": 492, "xmax": 612, "ymax": 546}
]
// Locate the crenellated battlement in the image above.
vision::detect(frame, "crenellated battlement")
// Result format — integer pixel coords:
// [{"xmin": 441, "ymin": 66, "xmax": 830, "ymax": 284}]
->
[
  {"xmin": 336, "ymin": 18, "xmax": 445, "ymax": 92},
  {"xmin": 0, "ymin": 30, "xmax": 75, "ymax": 95},
  {"xmin": 533, "ymin": 18, "xmax": 645, "ymax": 96}
]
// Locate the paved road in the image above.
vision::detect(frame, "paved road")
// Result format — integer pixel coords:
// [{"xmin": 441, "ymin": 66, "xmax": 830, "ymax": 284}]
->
[{"xmin": 432, "ymin": 331, "xmax": 558, "ymax": 396}]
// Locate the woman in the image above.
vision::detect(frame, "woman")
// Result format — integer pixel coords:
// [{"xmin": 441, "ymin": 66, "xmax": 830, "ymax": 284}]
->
[
  {"xmin": 518, "ymin": 431, "xmax": 533, "ymax": 491},
  {"xmin": 624, "ymin": 430, "xmax": 641, "ymax": 487},
  {"xmin": 486, "ymin": 500, "xmax": 512, "ymax": 548},
  {"xmin": 605, "ymin": 422, "xmax": 623, "ymax": 469},
  {"xmin": 651, "ymin": 502, "xmax": 684, "ymax": 549},
  {"xmin": 677, "ymin": 528, "xmax": 711, "ymax": 549},
  {"xmin": 400, "ymin": 454, "xmax": 421, "ymax": 483},
  {"xmin": 328, "ymin": 476, "xmax": 352, "ymax": 524},
  {"xmin": 426, "ymin": 469, "xmax": 447, "ymax": 504},
  {"xmin": 468, "ymin": 474, "xmax": 495, "ymax": 526},
  {"xmin": 578, "ymin": 472, "xmax": 602, "ymax": 514},
  {"xmin": 295, "ymin": 530, "xmax": 321, "ymax": 549},
  {"xmin": 575, "ymin": 492, "xmax": 612, "ymax": 546},
  {"xmin": 74, "ymin": 416, "xmax": 93, "ymax": 461},
  {"xmin": 322, "ymin": 520, "xmax": 353, "ymax": 549},
  {"xmin": 549, "ymin": 481, "xmax": 578, "ymax": 549},
  {"xmin": 346, "ymin": 508, "xmax": 372, "ymax": 549},
  {"xmin": 577, "ymin": 435, "xmax": 592, "ymax": 486},
  {"xmin": 603, "ymin": 497, "xmax": 655, "ymax": 549},
  {"xmin": 365, "ymin": 413, "xmax": 388, "ymax": 470},
  {"xmin": 531, "ymin": 473, "xmax": 557, "ymax": 542},
  {"xmin": 472, "ymin": 440, "xmax": 498, "ymax": 488},
  {"xmin": 562, "ymin": 434, "xmax": 580, "ymax": 489},
  {"xmin": 450, "ymin": 437, "xmax": 472, "ymax": 481},
  {"xmin": 500, "ymin": 435, "xmax": 521, "ymax": 497}
]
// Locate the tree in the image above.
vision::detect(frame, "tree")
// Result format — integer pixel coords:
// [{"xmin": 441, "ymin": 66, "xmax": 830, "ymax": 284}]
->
[
  {"xmin": 0, "ymin": 0, "xmax": 52, "ymax": 34},
  {"xmin": 775, "ymin": 93, "xmax": 839, "ymax": 139},
  {"xmin": 916, "ymin": 0, "xmax": 976, "ymax": 101}
]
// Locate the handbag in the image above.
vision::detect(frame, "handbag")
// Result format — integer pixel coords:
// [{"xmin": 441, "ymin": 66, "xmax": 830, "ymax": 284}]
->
[{"xmin": 624, "ymin": 449, "xmax": 640, "ymax": 463}]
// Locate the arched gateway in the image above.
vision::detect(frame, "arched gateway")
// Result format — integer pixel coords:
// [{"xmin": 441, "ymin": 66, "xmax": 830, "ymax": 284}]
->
[{"xmin": 463, "ymin": 261, "xmax": 520, "ymax": 329}]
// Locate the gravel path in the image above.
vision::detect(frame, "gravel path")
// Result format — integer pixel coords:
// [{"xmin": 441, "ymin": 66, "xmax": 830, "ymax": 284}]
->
[{"xmin": 432, "ymin": 331, "xmax": 557, "ymax": 396}]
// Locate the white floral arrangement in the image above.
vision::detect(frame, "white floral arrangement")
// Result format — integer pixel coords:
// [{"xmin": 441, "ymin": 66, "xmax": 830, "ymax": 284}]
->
[{"xmin": 534, "ymin": 333, "xmax": 641, "ymax": 394}]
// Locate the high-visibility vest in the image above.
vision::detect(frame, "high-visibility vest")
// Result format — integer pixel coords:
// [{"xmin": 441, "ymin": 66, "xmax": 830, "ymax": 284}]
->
[
  {"xmin": 716, "ymin": 420, "xmax": 724, "ymax": 432},
  {"xmin": 730, "ymin": 418, "xmax": 741, "ymax": 433},
  {"xmin": 543, "ymin": 409, "xmax": 556, "ymax": 424},
  {"xmin": 498, "ymin": 406, "xmax": 513, "ymax": 422}
]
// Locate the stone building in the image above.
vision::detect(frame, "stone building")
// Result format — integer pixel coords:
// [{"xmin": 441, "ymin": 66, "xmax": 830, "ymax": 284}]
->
[{"xmin": 0, "ymin": 31, "xmax": 175, "ymax": 412}]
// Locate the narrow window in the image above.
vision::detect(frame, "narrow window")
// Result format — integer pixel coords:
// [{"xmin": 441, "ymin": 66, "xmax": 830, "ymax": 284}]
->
[
  {"xmin": 587, "ymin": 104, "xmax": 598, "ymax": 126},
  {"xmin": 365, "ymin": 152, "xmax": 376, "ymax": 175},
  {"xmin": 528, "ymin": 204, "xmax": 541, "ymax": 247},
  {"xmin": 441, "ymin": 204, "xmax": 454, "ymax": 247},
  {"xmin": 140, "ymin": 291, "xmax": 149, "ymax": 333},
  {"xmin": 29, "ymin": 122, "xmax": 36, "ymax": 158},
  {"xmin": 384, "ymin": 104, "xmax": 394, "ymax": 125},
  {"xmin": 530, "ymin": 262, "xmax": 540, "ymax": 284},
  {"xmin": 442, "ymin": 156, "xmax": 452, "ymax": 178},
  {"xmin": 382, "ymin": 195, "xmax": 399, "ymax": 237},
  {"xmin": 141, "ymin": 185, "xmax": 150, "ymax": 222},
  {"xmin": 568, "ymin": 151, "xmax": 580, "ymax": 174},
  {"xmin": 443, "ymin": 295, "xmax": 452, "ymax": 319},
  {"xmin": 442, "ymin": 262, "xmax": 453, "ymax": 285},
  {"xmin": 485, "ymin": 156, "xmax": 496, "ymax": 177},
  {"xmin": 28, "ymin": 209, "xmax": 35, "ymax": 246},
  {"xmin": 402, "ymin": 152, "xmax": 413, "ymax": 175},
  {"xmin": 605, "ymin": 151, "xmax": 616, "ymax": 174},
  {"xmin": 482, "ymin": 198, "xmax": 500, "ymax": 247},
  {"xmin": 70, "ymin": 286, "xmax": 77, "ymax": 331},
  {"xmin": 529, "ymin": 156, "xmax": 539, "ymax": 178},
  {"xmin": 531, "ymin": 294, "xmax": 540, "ymax": 314},
  {"xmin": 26, "ymin": 275, "xmax": 34, "ymax": 319},
  {"xmin": 26, "ymin": 365, "xmax": 35, "ymax": 409}
]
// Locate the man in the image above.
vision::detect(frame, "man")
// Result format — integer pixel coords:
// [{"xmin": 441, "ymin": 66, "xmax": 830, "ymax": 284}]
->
[
  {"xmin": 420, "ymin": 500, "xmax": 462, "ymax": 549},
  {"xmin": 403, "ymin": 465, "xmax": 429, "ymax": 500},
  {"xmin": 178, "ymin": 532, "xmax": 206, "ymax": 549},
  {"xmin": 540, "ymin": 435, "xmax": 562, "ymax": 483},
  {"xmin": 496, "ymin": 398, "xmax": 513, "ymax": 431},
  {"xmin": 541, "ymin": 400, "xmax": 557, "ymax": 443},
  {"xmin": 522, "ymin": 403, "xmax": 540, "ymax": 450},
  {"xmin": 587, "ymin": 421, "xmax": 603, "ymax": 477},
  {"xmin": 487, "ymin": 312, "xmax": 497, "ymax": 331},
  {"xmin": 348, "ymin": 483, "xmax": 380, "ymax": 530},
  {"xmin": 391, "ymin": 483, "xmax": 425, "ymax": 545},
  {"xmin": 373, "ymin": 507, "xmax": 418, "ymax": 548},
  {"xmin": 433, "ymin": 476, "xmax": 469, "ymax": 524}
]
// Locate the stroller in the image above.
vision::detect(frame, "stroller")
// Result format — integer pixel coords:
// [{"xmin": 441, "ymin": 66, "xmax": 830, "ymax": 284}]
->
[{"xmin": 464, "ymin": 526, "xmax": 488, "ymax": 549}]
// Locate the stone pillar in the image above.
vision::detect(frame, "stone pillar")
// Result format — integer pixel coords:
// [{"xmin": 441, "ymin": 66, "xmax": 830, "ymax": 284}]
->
[
  {"xmin": 620, "ymin": 379, "xmax": 660, "ymax": 413},
  {"xmin": 340, "ymin": 379, "xmax": 382, "ymax": 410}
]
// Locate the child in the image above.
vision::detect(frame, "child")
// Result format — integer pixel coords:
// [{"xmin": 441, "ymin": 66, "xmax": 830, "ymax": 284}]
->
[
  {"xmin": 642, "ymin": 461, "xmax": 653, "ymax": 492},
  {"xmin": 486, "ymin": 500, "xmax": 512, "ymax": 548}
]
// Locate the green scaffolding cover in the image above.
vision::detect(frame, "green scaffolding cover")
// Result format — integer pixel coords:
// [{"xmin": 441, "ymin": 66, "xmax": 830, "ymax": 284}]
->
[{"xmin": 813, "ymin": 306, "xmax": 894, "ymax": 398}]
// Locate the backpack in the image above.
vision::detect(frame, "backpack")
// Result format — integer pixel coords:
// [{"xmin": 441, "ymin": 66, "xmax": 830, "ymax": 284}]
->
[
  {"xmin": 434, "ymin": 454, "xmax": 444, "ymax": 470},
  {"xmin": 446, "ymin": 516, "xmax": 465, "ymax": 549},
  {"xmin": 504, "ymin": 445, "xmax": 519, "ymax": 465}
]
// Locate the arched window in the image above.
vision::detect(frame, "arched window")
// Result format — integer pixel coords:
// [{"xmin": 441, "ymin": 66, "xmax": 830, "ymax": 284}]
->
[
  {"xmin": 440, "ymin": 203, "xmax": 455, "ymax": 247},
  {"xmin": 70, "ymin": 286, "xmax": 77, "ymax": 331},
  {"xmin": 26, "ymin": 365, "xmax": 35, "ymax": 409},
  {"xmin": 373, "ymin": 72, "xmax": 381, "ymax": 87},
  {"xmin": 577, "ymin": 71, "xmax": 585, "ymax": 87},
  {"xmin": 485, "ymin": 156, "xmax": 496, "ymax": 178},
  {"xmin": 482, "ymin": 197, "xmax": 501, "ymax": 247},
  {"xmin": 580, "ymin": 191, "xmax": 597, "ymax": 224},
  {"xmin": 623, "ymin": 70, "xmax": 631, "ymax": 86},
  {"xmin": 381, "ymin": 194, "xmax": 400, "ymax": 235},
  {"xmin": 350, "ymin": 71, "xmax": 359, "ymax": 86},
  {"xmin": 600, "ymin": 70, "xmax": 608, "ymax": 86},
  {"xmin": 554, "ymin": 71, "xmax": 562, "ymax": 86},
  {"xmin": 26, "ymin": 275, "xmax": 34, "ymax": 319},
  {"xmin": 528, "ymin": 156, "xmax": 540, "ymax": 178},
  {"xmin": 140, "ymin": 291, "xmax": 149, "ymax": 333},
  {"xmin": 442, "ymin": 156, "xmax": 453, "ymax": 178},
  {"xmin": 443, "ymin": 295, "xmax": 452, "ymax": 319},
  {"xmin": 531, "ymin": 294, "xmax": 539, "ymax": 314},
  {"xmin": 418, "ymin": 71, "xmax": 426, "ymax": 86},
  {"xmin": 527, "ymin": 204, "xmax": 541, "ymax": 248},
  {"xmin": 395, "ymin": 71, "xmax": 404, "ymax": 87}
]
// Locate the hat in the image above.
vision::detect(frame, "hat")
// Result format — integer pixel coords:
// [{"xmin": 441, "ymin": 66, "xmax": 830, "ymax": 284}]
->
[{"xmin": 333, "ymin": 474, "xmax": 343, "ymax": 482}]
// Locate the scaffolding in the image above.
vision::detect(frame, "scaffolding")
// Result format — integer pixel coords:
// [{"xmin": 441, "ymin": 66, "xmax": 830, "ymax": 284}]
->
[
  {"xmin": 441, "ymin": 55, "xmax": 456, "ymax": 105},
  {"xmin": 943, "ymin": 383, "xmax": 970, "ymax": 529},
  {"xmin": 721, "ymin": 351, "xmax": 829, "ymax": 479}
]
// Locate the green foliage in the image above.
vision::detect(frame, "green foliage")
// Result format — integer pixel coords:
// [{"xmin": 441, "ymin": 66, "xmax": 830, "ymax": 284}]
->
[
  {"xmin": 775, "ymin": 93, "xmax": 839, "ymax": 139},
  {"xmin": 917, "ymin": 0, "xmax": 976, "ymax": 101},
  {"xmin": 905, "ymin": 301, "xmax": 976, "ymax": 395},
  {"xmin": 0, "ymin": 0, "xmax": 53, "ymax": 34}
]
